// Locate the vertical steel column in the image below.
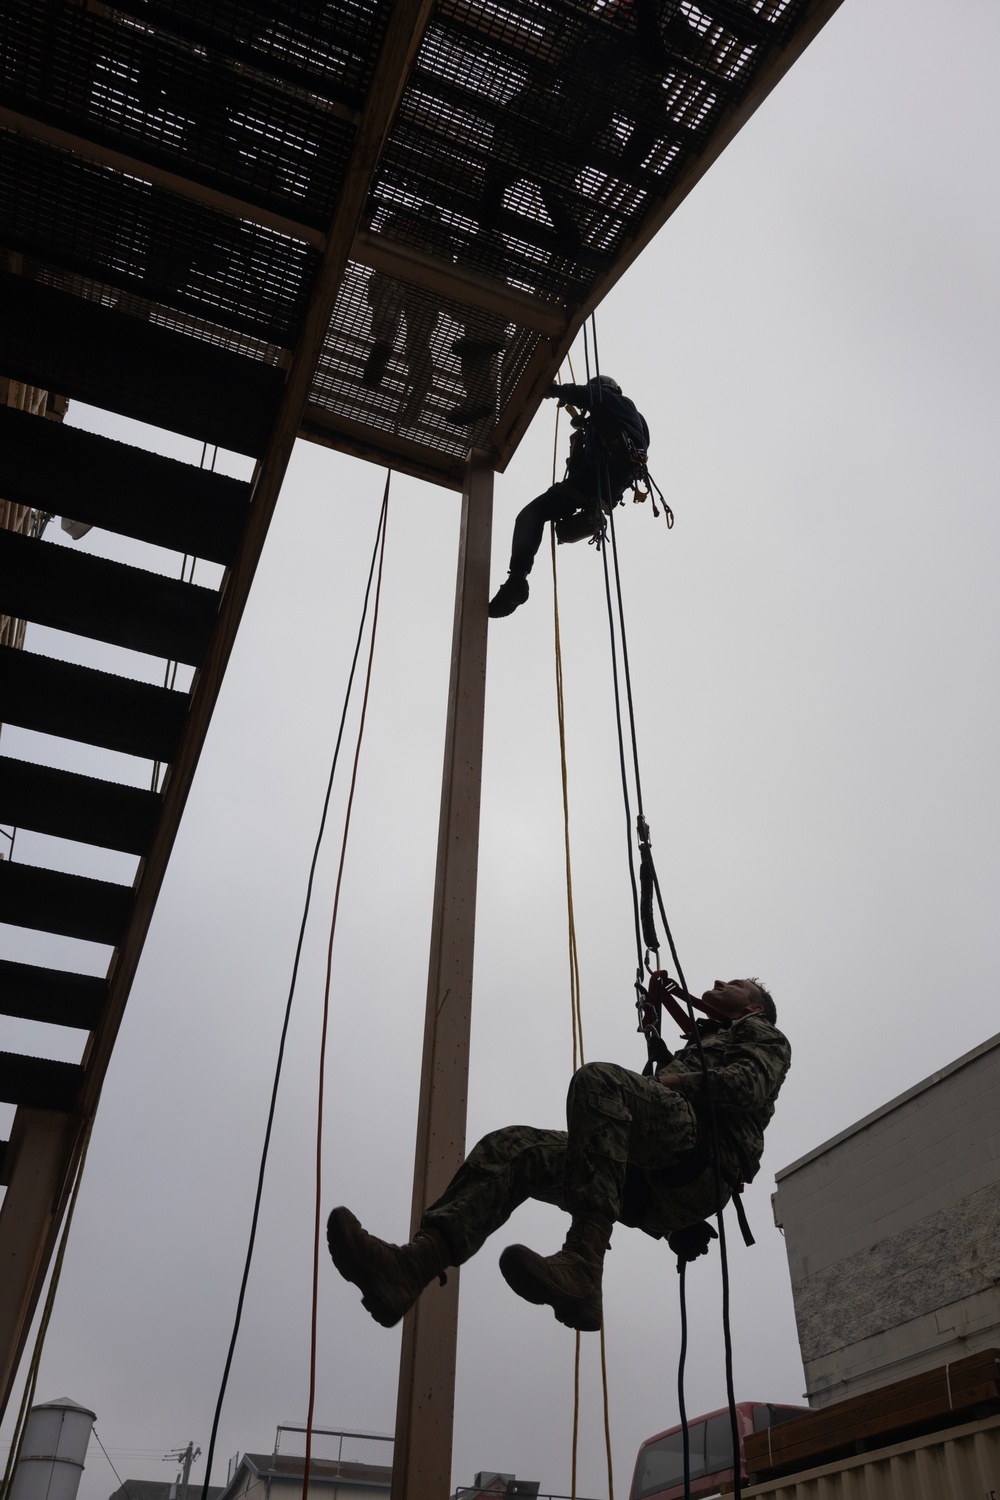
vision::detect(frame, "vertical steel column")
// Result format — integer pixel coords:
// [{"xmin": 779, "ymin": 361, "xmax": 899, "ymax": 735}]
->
[
  {"xmin": 391, "ymin": 450, "xmax": 494, "ymax": 1500},
  {"xmin": 0, "ymin": 1108, "xmax": 82, "ymax": 1415}
]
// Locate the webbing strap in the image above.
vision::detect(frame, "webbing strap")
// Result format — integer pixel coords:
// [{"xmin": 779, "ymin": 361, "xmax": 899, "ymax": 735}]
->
[{"xmin": 732, "ymin": 1188, "xmax": 755, "ymax": 1248}]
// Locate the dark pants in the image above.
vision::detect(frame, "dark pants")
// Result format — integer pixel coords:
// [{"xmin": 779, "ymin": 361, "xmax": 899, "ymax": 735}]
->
[
  {"xmin": 421, "ymin": 1062, "xmax": 727, "ymax": 1264},
  {"xmin": 508, "ymin": 480, "xmax": 597, "ymax": 578}
]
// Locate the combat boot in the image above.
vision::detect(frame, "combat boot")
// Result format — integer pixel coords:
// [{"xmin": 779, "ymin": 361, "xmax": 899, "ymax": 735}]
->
[
  {"xmin": 488, "ymin": 573, "xmax": 530, "ymax": 618},
  {"xmin": 498, "ymin": 1211, "xmax": 613, "ymax": 1332},
  {"xmin": 326, "ymin": 1207, "xmax": 450, "ymax": 1328}
]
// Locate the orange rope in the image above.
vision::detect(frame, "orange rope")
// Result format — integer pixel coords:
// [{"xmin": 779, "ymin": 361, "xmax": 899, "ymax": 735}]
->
[{"xmin": 303, "ymin": 478, "xmax": 390, "ymax": 1500}]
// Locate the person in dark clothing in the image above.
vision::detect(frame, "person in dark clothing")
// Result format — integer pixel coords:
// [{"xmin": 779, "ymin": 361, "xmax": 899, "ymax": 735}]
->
[
  {"xmin": 327, "ymin": 979, "xmax": 790, "ymax": 1334},
  {"xmin": 488, "ymin": 375, "xmax": 650, "ymax": 618}
]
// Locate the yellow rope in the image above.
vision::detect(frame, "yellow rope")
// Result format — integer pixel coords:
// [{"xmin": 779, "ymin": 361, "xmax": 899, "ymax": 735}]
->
[
  {"xmin": 550, "ymin": 365, "xmax": 613, "ymax": 1500},
  {"xmin": 0, "ymin": 1117, "xmax": 94, "ymax": 1500},
  {"xmin": 600, "ymin": 1325, "xmax": 615, "ymax": 1500}
]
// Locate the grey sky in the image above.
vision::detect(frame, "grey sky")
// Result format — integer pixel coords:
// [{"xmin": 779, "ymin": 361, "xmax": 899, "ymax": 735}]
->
[{"xmin": 2, "ymin": 0, "xmax": 999, "ymax": 1496}]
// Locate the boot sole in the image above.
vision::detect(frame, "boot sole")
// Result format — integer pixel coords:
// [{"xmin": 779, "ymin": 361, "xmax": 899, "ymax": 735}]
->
[
  {"xmin": 498, "ymin": 1245, "xmax": 601, "ymax": 1333},
  {"xmin": 326, "ymin": 1208, "xmax": 405, "ymax": 1329}
]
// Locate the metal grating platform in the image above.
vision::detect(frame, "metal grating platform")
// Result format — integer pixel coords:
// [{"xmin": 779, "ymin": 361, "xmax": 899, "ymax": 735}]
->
[{"xmin": 1, "ymin": 0, "xmax": 841, "ymax": 483}]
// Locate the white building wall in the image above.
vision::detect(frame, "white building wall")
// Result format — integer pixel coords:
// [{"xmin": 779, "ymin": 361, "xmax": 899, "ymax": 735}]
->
[{"xmin": 772, "ymin": 1031, "xmax": 1000, "ymax": 1408}]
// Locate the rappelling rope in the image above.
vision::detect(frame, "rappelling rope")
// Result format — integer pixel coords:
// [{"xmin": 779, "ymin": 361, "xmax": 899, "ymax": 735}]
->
[
  {"xmin": 199, "ymin": 475, "xmax": 391, "ymax": 1500},
  {"xmin": 580, "ymin": 323, "xmax": 645, "ymax": 995},
  {"xmin": 550, "ymin": 385, "xmax": 585, "ymax": 1075},
  {"xmin": 550, "ymin": 378, "xmax": 613, "ymax": 1500},
  {"xmin": 583, "ymin": 313, "xmax": 744, "ymax": 1500},
  {"xmin": 303, "ymin": 478, "xmax": 390, "ymax": 1500}
]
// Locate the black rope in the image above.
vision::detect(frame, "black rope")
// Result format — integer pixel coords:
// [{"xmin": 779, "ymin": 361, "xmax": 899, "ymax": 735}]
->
[
  {"xmin": 582, "ymin": 313, "xmax": 744, "ymax": 1500},
  {"xmin": 677, "ymin": 1262, "xmax": 691, "ymax": 1500},
  {"xmin": 582, "ymin": 323, "xmax": 645, "ymax": 986},
  {"xmin": 199, "ymin": 474, "xmax": 392, "ymax": 1500}
]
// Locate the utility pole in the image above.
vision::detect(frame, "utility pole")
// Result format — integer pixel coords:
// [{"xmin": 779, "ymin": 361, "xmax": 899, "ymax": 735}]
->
[
  {"xmin": 390, "ymin": 450, "xmax": 494, "ymax": 1500},
  {"xmin": 164, "ymin": 1442, "xmax": 201, "ymax": 1500}
]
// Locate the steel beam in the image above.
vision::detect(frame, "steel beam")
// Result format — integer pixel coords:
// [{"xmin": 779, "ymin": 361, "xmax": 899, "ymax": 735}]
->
[
  {"xmin": 0, "ymin": 0, "xmax": 439, "ymax": 1426},
  {"xmin": 0, "ymin": 1109, "xmax": 84, "ymax": 1415},
  {"xmin": 351, "ymin": 230, "xmax": 567, "ymax": 337},
  {"xmin": 0, "ymin": 109, "xmax": 326, "ymax": 250},
  {"xmin": 392, "ymin": 450, "xmax": 494, "ymax": 1500}
]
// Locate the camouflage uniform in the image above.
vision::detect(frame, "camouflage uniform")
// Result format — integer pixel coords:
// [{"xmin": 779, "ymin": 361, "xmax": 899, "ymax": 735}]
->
[{"xmin": 422, "ymin": 1015, "xmax": 790, "ymax": 1263}]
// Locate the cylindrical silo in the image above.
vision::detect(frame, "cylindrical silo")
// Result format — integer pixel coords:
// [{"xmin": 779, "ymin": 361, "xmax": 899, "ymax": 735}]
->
[{"xmin": 9, "ymin": 1398, "xmax": 96, "ymax": 1500}]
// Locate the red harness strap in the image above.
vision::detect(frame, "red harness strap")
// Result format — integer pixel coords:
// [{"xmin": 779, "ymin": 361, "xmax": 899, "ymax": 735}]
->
[{"xmin": 638, "ymin": 970, "xmax": 729, "ymax": 1040}]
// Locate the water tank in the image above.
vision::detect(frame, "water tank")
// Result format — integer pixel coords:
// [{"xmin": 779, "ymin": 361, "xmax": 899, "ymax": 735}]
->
[{"xmin": 10, "ymin": 1397, "xmax": 96, "ymax": 1500}]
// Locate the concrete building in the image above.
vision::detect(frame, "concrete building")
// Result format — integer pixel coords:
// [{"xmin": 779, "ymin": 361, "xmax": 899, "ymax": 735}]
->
[
  {"xmin": 214, "ymin": 1428, "xmax": 391, "ymax": 1500},
  {"xmin": 772, "ymin": 1029, "xmax": 1000, "ymax": 1408},
  {"xmin": 109, "ymin": 1484, "xmax": 223, "ymax": 1500}
]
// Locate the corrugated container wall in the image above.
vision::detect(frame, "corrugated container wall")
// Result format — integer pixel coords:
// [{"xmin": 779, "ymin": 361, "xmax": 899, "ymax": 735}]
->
[
  {"xmin": 743, "ymin": 1412, "xmax": 1000, "ymax": 1498},
  {"xmin": 771, "ymin": 1031, "xmax": 1000, "ymax": 1409}
]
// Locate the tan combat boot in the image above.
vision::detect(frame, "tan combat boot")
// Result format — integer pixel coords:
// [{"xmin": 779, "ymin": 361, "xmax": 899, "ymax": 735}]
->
[
  {"xmin": 498, "ymin": 1211, "xmax": 613, "ymax": 1332},
  {"xmin": 326, "ymin": 1207, "xmax": 450, "ymax": 1328}
]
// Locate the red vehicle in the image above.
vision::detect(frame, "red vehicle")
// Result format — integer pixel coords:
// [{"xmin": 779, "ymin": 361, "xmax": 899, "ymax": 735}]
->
[{"xmin": 630, "ymin": 1401, "xmax": 809, "ymax": 1499}]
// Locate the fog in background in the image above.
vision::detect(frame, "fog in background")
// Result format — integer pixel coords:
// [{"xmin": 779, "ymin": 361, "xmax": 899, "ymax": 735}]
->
[{"xmin": 2, "ymin": 1, "xmax": 999, "ymax": 1496}]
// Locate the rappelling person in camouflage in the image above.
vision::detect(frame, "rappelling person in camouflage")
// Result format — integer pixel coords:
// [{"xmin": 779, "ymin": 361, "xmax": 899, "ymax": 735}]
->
[
  {"xmin": 327, "ymin": 978, "xmax": 790, "ymax": 1333},
  {"xmin": 488, "ymin": 374, "xmax": 650, "ymax": 618}
]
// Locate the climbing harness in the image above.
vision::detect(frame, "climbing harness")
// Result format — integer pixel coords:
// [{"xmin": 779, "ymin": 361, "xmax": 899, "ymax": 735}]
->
[
  {"xmin": 625, "ymin": 432, "xmax": 673, "ymax": 525},
  {"xmin": 199, "ymin": 475, "xmax": 391, "ymax": 1500},
  {"xmin": 579, "ymin": 313, "xmax": 747, "ymax": 1500}
]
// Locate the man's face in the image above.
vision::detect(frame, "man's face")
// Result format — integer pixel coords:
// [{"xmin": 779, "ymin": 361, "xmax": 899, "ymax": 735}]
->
[{"xmin": 702, "ymin": 978, "xmax": 764, "ymax": 1020}]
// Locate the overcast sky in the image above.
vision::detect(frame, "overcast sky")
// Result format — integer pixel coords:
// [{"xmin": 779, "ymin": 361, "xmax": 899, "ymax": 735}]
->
[{"xmin": 2, "ymin": 0, "xmax": 999, "ymax": 1496}]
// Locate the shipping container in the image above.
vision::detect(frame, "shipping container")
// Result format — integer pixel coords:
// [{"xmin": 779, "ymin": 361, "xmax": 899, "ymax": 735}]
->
[{"xmin": 742, "ymin": 1410, "xmax": 1000, "ymax": 1498}]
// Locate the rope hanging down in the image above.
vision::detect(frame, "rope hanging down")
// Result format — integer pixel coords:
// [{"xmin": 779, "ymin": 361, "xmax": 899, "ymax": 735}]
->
[
  {"xmin": 303, "ymin": 477, "xmax": 390, "ymax": 1500},
  {"xmin": 581, "ymin": 315, "xmax": 746, "ymax": 1500},
  {"xmin": 550, "ymin": 392, "xmax": 613, "ymax": 1500},
  {"xmin": 199, "ymin": 475, "xmax": 391, "ymax": 1500}
]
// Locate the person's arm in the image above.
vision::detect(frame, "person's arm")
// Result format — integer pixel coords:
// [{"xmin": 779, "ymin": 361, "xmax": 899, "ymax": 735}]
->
[
  {"xmin": 548, "ymin": 381, "xmax": 594, "ymax": 410},
  {"xmin": 662, "ymin": 1021, "xmax": 791, "ymax": 1110}
]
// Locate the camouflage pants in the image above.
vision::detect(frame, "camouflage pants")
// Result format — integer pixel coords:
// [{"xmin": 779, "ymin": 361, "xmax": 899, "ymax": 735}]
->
[{"xmin": 421, "ymin": 1062, "xmax": 729, "ymax": 1264}]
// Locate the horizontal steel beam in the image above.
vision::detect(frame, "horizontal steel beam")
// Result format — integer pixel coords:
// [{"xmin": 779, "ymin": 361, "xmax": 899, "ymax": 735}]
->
[
  {"xmin": 0, "ymin": 529, "xmax": 219, "ymax": 667},
  {"xmin": 0, "ymin": 862, "xmax": 134, "ymax": 948},
  {"xmin": 0, "ymin": 274, "xmax": 285, "ymax": 458},
  {"xmin": 0, "ymin": 1055, "xmax": 84, "ymax": 1113},
  {"xmin": 0, "ymin": 109, "xmax": 327, "ymax": 250},
  {"xmin": 0, "ymin": 758, "xmax": 161, "ymax": 857},
  {"xmin": 0, "ymin": 406, "xmax": 250, "ymax": 567},
  {"xmin": 0, "ymin": 646, "xmax": 189, "ymax": 763},
  {"xmin": 0, "ymin": 961, "xmax": 107, "ymax": 1032},
  {"xmin": 299, "ymin": 404, "xmax": 467, "ymax": 490},
  {"xmin": 350, "ymin": 231, "xmax": 567, "ymax": 336}
]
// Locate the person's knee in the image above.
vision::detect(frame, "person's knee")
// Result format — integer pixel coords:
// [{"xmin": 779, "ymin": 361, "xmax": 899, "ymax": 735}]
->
[{"xmin": 567, "ymin": 1061, "xmax": 629, "ymax": 1117}]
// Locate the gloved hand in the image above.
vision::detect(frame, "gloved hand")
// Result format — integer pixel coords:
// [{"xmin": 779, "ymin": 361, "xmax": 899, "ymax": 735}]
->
[
  {"xmin": 547, "ymin": 382, "xmax": 562, "ymax": 399},
  {"xmin": 668, "ymin": 1221, "xmax": 718, "ymax": 1264}
]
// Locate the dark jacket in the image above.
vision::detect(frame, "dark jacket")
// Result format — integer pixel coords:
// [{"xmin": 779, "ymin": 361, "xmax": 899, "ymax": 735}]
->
[{"xmin": 555, "ymin": 379, "xmax": 650, "ymax": 501}]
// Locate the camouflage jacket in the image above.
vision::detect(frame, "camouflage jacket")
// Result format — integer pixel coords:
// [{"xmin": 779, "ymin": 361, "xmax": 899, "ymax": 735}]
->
[{"xmin": 664, "ymin": 1014, "xmax": 791, "ymax": 1184}]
